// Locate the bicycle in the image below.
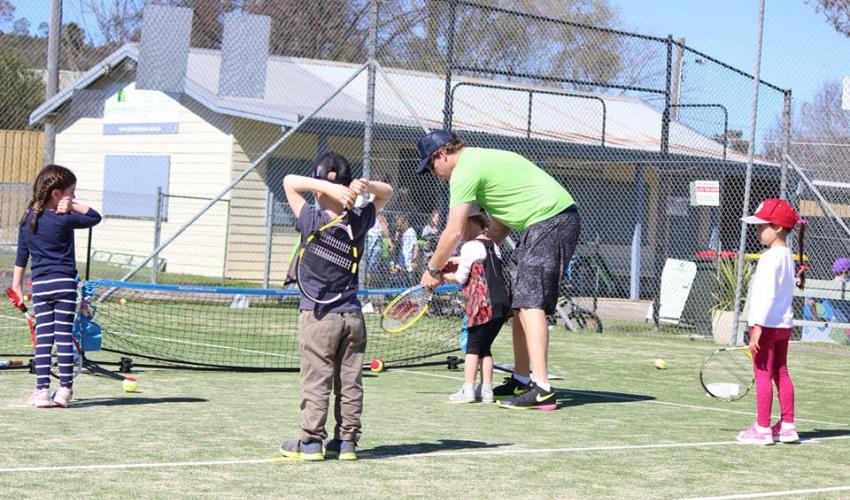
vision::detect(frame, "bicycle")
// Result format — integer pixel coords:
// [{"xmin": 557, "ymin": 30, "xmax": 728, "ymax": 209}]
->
[{"xmin": 549, "ymin": 295, "xmax": 603, "ymax": 333}]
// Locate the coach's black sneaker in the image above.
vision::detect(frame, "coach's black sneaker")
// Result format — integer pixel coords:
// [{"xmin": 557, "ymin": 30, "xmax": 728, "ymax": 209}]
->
[
  {"xmin": 492, "ymin": 376, "xmax": 530, "ymax": 400},
  {"xmin": 497, "ymin": 382, "xmax": 558, "ymax": 411},
  {"xmin": 279, "ymin": 439, "xmax": 325, "ymax": 461},
  {"xmin": 325, "ymin": 439, "xmax": 357, "ymax": 461}
]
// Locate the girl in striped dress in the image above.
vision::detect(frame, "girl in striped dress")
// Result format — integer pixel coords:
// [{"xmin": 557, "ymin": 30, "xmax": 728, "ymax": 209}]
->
[{"xmin": 12, "ymin": 165, "xmax": 101, "ymax": 408}]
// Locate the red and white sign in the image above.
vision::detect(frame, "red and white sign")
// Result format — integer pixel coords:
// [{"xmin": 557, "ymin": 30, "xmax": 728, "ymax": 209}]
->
[{"xmin": 690, "ymin": 180, "xmax": 720, "ymax": 207}]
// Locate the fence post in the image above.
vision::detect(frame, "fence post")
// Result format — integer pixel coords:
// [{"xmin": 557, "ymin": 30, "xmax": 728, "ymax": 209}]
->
[
  {"xmin": 43, "ymin": 0, "xmax": 62, "ymax": 165},
  {"xmin": 731, "ymin": 0, "xmax": 766, "ymax": 346},
  {"xmin": 669, "ymin": 37, "xmax": 685, "ymax": 122},
  {"xmin": 85, "ymin": 227, "xmax": 93, "ymax": 281},
  {"xmin": 363, "ymin": 0, "xmax": 378, "ymax": 180},
  {"xmin": 443, "ymin": 0, "xmax": 458, "ymax": 130},
  {"xmin": 263, "ymin": 189, "xmax": 274, "ymax": 289},
  {"xmin": 152, "ymin": 186, "xmax": 163, "ymax": 284},
  {"xmin": 653, "ymin": 35, "xmax": 675, "ymax": 328},
  {"xmin": 780, "ymin": 90, "xmax": 792, "ymax": 199}
]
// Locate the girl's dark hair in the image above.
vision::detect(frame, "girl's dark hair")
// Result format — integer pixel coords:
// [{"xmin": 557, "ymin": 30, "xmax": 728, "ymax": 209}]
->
[
  {"xmin": 469, "ymin": 213, "xmax": 490, "ymax": 231},
  {"xmin": 20, "ymin": 164, "xmax": 76, "ymax": 233},
  {"xmin": 796, "ymin": 221, "xmax": 808, "ymax": 290}
]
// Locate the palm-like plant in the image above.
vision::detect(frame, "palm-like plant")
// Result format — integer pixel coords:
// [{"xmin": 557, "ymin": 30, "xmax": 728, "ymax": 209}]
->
[{"xmin": 712, "ymin": 258, "xmax": 754, "ymax": 312}]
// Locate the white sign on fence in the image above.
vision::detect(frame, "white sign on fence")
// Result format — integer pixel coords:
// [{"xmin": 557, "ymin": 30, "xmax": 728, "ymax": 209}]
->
[{"xmin": 689, "ymin": 180, "xmax": 720, "ymax": 206}]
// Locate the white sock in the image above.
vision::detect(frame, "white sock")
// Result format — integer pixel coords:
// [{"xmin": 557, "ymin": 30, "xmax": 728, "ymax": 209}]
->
[
  {"xmin": 481, "ymin": 383, "xmax": 492, "ymax": 390},
  {"xmin": 781, "ymin": 421, "xmax": 796, "ymax": 431},
  {"xmin": 512, "ymin": 374, "xmax": 530, "ymax": 385},
  {"xmin": 755, "ymin": 424, "xmax": 771, "ymax": 433},
  {"xmin": 462, "ymin": 382, "xmax": 473, "ymax": 390},
  {"xmin": 532, "ymin": 379, "xmax": 552, "ymax": 392}
]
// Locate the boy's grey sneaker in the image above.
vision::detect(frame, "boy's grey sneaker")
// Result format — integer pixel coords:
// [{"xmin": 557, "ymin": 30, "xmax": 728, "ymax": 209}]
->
[
  {"xmin": 325, "ymin": 439, "xmax": 357, "ymax": 460},
  {"xmin": 477, "ymin": 384, "xmax": 495, "ymax": 404},
  {"xmin": 279, "ymin": 439, "xmax": 324, "ymax": 461},
  {"xmin": 449, "ymin": 384, "xmax": 476, "ymax": 403}
]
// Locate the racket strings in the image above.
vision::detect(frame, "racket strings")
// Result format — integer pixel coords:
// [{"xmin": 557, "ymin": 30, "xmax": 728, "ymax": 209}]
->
[
  {"xmin": 306, "ymin": 243, "xmax": 354, "ymax": 269},
  {"xmin": 701, "ymin": 349, "xmax": 753, "ymax": 399}
]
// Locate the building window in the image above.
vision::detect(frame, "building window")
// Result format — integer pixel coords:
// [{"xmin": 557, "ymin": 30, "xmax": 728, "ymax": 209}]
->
[{"xmin": 103, "ymin": 155, "xmax": 170, "ymax": 219}]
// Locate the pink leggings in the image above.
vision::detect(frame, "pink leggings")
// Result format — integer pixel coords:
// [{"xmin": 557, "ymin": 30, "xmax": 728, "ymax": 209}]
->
[{"xmin": 752, "ymin": 327, "xmax": 795, "ymax": 427}]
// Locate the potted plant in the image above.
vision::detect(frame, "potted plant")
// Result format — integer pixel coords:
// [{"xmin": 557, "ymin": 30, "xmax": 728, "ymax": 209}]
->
[{"xmin": 711, "ymin": 257, "xmax": 753, "ymax": 345}]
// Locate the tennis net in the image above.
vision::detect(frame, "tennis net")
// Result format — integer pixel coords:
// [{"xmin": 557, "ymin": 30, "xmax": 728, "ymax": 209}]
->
[{"xmin": 68, "ymin": 280, "xmax": 462, "ymax": 371}]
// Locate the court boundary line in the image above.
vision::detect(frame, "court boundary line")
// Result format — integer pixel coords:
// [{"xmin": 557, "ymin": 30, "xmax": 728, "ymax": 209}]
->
[
  {"xmin": 1, "ymin": 435, "xmax": 847, "ymax": 474},
  {"xmin": 682, "ymin": 484, "xmax": 850, "ymax": 499},
  {"xmin": 394, "ymin": 369, "xmax": 849, "ymax": 427}
]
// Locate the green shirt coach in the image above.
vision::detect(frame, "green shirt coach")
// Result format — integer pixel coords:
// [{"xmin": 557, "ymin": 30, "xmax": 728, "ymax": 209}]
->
[
  {"xmin": 449, "ymin": 147, "xmax": 576, "ymax": 231},
  {"xmin": 416, "ymin": 129, "xmax": 581, "ymax": 410}
]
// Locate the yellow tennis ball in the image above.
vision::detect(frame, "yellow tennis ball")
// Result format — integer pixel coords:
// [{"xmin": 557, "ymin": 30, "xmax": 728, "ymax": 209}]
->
[
  {"xmin": 123, "ymin": 377, "xmax": 139, "ymax": 392},
  {"xmin": 655, "ymin": 359, "xmax": 667, "ymax": 370},
  {"xmin": 118, "ymin": 298, "xmax": 127, "ymax": 305}
]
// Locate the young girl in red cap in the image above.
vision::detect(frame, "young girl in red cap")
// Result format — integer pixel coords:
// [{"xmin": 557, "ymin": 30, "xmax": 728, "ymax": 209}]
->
[{"xmin": 739, "ymin": 198, "xmax": 808, "ymax": 445}]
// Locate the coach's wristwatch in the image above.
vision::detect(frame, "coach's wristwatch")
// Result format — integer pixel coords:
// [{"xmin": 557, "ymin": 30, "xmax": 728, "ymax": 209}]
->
[{"xmin": 428, "ymin": 267, "xmax": 442, "ymax": 278}]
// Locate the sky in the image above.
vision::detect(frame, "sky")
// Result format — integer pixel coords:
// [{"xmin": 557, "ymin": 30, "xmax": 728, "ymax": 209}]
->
[
  {"xmin": 614, "ymin": 0, "xmax": 850, "ymax": 105},
  {"xmin": 10, "ymin": 0, "xmax": 849, "ymax": 107}
]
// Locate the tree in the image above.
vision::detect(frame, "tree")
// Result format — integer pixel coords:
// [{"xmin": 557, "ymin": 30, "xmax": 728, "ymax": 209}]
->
[
  {"xmin": 11, "ymin": 16, "xmax": 29, "ymax": 36},
  {"xmin": 0, "ymin": 48, "xmax": 46, "ymax": 130},
  {"xmin": 714, "ymin": 129, "xmax": 749, "ymax": 155},
  {"xmin": 809, "ymin": 0, "xmax": 850, "ymax": 37},
  {"xmin": 62, "ymin": 22, "xmax": 88, "ymax": 70},
  {"xmin": 0, "ymin": 0, "xmax": 14, "ymax": 28}
]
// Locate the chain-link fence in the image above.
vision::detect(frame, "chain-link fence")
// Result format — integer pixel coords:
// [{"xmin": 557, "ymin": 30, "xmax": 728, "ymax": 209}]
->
[{"xmin": 4, "ymin": 0, "xmax": 848, "ymax": 347}]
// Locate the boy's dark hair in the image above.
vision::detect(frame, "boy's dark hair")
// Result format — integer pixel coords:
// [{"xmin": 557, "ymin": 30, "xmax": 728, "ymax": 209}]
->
[
  {"xmin": 312, "ymin": 152, "xmax": 352, "ymax": 186},
  {"xmin": 20, "ymin": 164, "xmax": 76, "ymax": 233}
]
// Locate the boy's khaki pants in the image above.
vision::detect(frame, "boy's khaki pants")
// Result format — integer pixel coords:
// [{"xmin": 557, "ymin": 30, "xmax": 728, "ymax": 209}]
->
[{"xmin": 298, "ymin": 311, "xmax": 367, "ymax": 443}]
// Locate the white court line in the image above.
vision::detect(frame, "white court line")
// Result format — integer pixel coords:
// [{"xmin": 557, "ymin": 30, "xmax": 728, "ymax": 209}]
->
[
  {"xmin": 1, "ymin": 435, "xmax": 848, "ymax": 474},
  {"xmin": 394, "ymin": 370, "xmax": 850, "ymax": 428},
  {"xmin": 683, "ymin": 485, "xmax": 850, "ymax": 499}
]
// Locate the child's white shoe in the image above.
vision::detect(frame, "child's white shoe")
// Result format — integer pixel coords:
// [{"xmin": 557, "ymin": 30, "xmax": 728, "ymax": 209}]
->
[
  {"xmin": 449, "ymin": 384, "xmax": 476, "ymax": 403},
  {"xmin": 53, "ymin": 387, "xmax": 73, "ymax": 408},
  {"xmin": 771, "ymin": 422, "xmax": 800, "ymax": 444},
  {"xmin": 476, "ymin": 384, "xmax": 495, "ymax": 403},
  {"xmin": 29, "ymin": 388, "xmax": 53, "ymax": 408},
  {"xmin": 736, "ymin": 424, "xmax": 773, "ymax": 445}
]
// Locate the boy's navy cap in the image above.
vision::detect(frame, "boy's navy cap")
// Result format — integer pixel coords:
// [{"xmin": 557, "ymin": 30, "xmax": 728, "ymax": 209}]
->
[
  {"xmin": 312, "ymin": 152, "xmax": 352, "ymax": 186},
  {"xmin": 416, "ymin": 129, "xmax": 456, "ymax": 175}
]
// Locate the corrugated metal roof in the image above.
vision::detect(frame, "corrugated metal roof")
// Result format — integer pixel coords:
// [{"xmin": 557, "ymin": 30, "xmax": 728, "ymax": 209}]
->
[{"xmin": 30, "ymin": 44, "xmax": 760, "ymax": 163}]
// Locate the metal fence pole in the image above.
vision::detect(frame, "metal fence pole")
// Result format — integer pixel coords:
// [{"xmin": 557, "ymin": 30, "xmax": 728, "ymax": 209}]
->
[
  {"xmin": 780, "ymin": 90, "xmax": 792, "ymax": 199},
  {"xmin": 653, "ymin": 35, "xmax": 675, "ymax": 328},
  {"xmin": 263, "ymin": 189, "xmax": 274, "ymax": 289},
  {"xmin": 152, "ymin": 187, "xmax": 163, "ymax": 284},
  {"xmin": 363, "ymin": 0, "xmax": 378, "ymax": 181},
  {"xmin": 44, "ymin": 0, "xmax": 62, "ymax": 165},
  {"xmin": 731, "ymin": 0, "xmax": 766, "ymax": 345},
  {"xmin": 443, "ymin": 0, "xmax": 458, "ymax": 130}
]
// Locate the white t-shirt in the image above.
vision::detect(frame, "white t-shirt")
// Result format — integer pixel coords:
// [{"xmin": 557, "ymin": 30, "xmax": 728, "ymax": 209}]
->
[
  {"xmin": 454, "ymin": 239, "xmax": 502, "ymax": 284},
  {"xmin": 400, "ymin": 227, "xmax": 418, "ymax": 271},
  {"xmin": 747, "ymin": 246, "xmax": 796, "ymax": 328}
]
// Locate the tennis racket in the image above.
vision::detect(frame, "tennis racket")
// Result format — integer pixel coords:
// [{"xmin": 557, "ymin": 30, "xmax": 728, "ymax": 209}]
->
[
  {"xmin": 699, "ymin": 346, "xmax": 754, "ymax": 401},
  {"xmin": 381, "ymin": 285, "xmax": 433, "ymax": 333},
  {"xmin": 6, "ymin": 287, "xmax": 84, "ymax": 380},
  {"xmin": 292, "ymin": 211, "xmax": 359, "ymax": 304}
]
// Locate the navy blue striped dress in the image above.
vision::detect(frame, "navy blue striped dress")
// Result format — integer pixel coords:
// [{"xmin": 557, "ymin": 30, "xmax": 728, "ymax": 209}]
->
[{"xmin": 16, "ymin": 208, "xmax": 101, "ymax": 389}]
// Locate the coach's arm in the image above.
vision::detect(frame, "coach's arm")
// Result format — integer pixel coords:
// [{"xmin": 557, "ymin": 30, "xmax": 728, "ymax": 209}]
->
[{"xmin": 420, "ymin": 202, "xmax": 473, "ymax": 288}]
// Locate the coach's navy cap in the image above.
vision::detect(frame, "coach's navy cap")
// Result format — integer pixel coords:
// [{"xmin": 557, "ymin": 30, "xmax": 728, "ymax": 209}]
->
[{"xmin": 416, "ymin": 129, "xmax": 457, "ymax": 175}]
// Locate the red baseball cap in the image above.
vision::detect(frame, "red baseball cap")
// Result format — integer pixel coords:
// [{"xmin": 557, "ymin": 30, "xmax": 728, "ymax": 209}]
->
[{"xmin": 741, "ymin": 198, "xmax": 800, "ymax": 229}]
